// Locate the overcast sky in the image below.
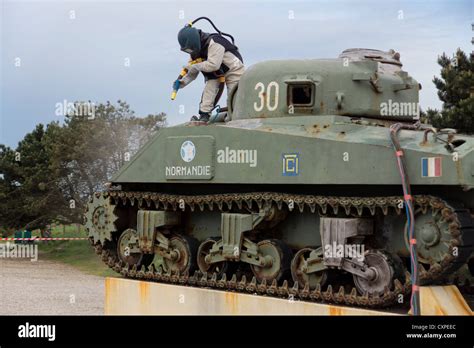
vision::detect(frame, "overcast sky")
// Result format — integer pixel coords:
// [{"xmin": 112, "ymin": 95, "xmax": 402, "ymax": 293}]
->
[{"xmin": 1, "ymin": 0, "xmax": 472, "ymax": 147}]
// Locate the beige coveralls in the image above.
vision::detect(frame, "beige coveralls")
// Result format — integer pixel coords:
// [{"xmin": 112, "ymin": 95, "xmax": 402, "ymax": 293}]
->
[{"xmin": 180, "ymin": 38, "xmax": 245, "ymax": 113}]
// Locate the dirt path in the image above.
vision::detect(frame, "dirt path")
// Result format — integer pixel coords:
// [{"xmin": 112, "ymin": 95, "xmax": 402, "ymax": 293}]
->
[{"xmin": 0, "ymin": 257, "xmax": 104, "ymax": 315}]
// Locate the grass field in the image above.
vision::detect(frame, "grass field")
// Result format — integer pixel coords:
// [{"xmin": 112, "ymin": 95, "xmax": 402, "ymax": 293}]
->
[{"xmin": 35, "ymin": 224, "xmax": 117, "ymax": 277}]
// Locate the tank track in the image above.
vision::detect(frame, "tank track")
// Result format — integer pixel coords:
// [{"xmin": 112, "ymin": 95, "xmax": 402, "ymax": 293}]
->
[{"xmin": 90, "ymin": 191, "xmax": 474, "ymax": 308}]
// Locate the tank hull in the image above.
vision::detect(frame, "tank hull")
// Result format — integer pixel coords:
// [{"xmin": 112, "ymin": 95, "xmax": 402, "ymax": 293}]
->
[{"xmin": 112, "ymin": 116, "xmax": 474, "ymax": 199}]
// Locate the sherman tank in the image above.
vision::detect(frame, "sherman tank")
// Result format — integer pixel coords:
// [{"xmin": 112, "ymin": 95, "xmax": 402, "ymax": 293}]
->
[{"xmin": 85, "ymin": 48, "xmax": 474, "ymax": 308}]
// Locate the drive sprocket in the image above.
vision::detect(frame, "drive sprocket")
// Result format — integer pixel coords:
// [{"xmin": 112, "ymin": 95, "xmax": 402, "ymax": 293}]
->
[{"xmin": 84, "ymin": 192, "xmax": 118, "ymax": 244}]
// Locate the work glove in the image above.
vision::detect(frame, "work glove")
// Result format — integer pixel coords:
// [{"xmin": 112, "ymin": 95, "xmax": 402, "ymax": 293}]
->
[
  {"xmin": 172, "ymin": 79, "xmax": 182, "ymax": 90},
  {"xmin": 173, "ymin": 79, "xmax": 191, "ymax": 89},
  {"xmin": 184, "ymin": 64, "xmax": 200, "ymax": 76}
]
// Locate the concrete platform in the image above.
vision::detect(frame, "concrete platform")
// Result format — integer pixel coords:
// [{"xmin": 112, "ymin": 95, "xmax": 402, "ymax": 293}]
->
[
  {"xmin": 104, "ymin": 277, "xmax": 473, "ymax": 315},
  {"xmin": 419, "ymin": 285, "xmax": 473, "ymax": 315}
]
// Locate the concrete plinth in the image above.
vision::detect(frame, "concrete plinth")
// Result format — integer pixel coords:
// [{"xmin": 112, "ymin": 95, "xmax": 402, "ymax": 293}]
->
[
  {"xmin": 419, "ymin": 285, "xmax": 472, "ymax": 315},
  {"xmin": 104, "ymin": 277, "xmax": 472, "ymax": 315}
]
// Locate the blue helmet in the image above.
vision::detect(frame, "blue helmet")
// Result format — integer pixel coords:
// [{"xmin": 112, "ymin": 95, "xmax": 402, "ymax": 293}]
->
[{"xmin": 178, "ymin": 26, "xmax": 201, "ymax": 55}]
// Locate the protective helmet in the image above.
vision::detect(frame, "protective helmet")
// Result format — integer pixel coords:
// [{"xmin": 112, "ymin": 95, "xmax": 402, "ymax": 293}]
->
[{"xmin": 178, "ymin": 26, "xmax": 201, "ymax": 55}]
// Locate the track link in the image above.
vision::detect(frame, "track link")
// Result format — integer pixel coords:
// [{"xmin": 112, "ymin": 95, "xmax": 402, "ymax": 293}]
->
[{"xmin": 88, "ymin": 191, "xmax": 473, "ymax": 308}]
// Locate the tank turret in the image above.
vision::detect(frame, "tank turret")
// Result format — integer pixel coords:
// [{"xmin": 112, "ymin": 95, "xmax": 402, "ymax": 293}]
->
[{"xmin": 230, "ymin": 49, "xmax": 420, "ymax": 120}]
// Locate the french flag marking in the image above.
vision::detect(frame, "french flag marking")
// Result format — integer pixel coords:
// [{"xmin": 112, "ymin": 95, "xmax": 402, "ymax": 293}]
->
[{"xmin": 421, "ymin": 157, "xmax": 442, "ymax": 178}]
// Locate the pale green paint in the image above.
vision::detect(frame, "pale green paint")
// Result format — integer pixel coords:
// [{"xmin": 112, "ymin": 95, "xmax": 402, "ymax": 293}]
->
[
  {"xmin": 112, "ymin": 52, "xmax": 474, "ymax": 196},
  {"xmin": 230, "ymin": 58, "xmax": 419, "ymax": 120},
  {"xmin": 112, "ymin": 115, "xmax": 474, "ymax": 188}
]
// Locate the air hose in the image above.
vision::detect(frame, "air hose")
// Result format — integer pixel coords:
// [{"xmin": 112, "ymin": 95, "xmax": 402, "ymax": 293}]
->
[
  {"xmin": 390, "ymin": 123, "xmax": 420, "ymax": 315},
  {"xmin": 188, "ymin": 16, "xmax": 236, "ymax": 45}
]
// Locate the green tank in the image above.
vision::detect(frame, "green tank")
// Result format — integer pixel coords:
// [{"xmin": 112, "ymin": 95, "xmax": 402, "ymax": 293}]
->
[{"xmin": 85, "ymin": 48, "xmax": 474, "ymax": 308}]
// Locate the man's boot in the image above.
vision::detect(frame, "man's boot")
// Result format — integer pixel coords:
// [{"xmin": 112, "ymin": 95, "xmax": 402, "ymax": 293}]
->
[
  {"xmin": 198, "ymin": 112, "xmax": 210, "ymax": 122},
  {"xmin": 190, "ymin": 112, "xmax": 210, "ymax": 123}
]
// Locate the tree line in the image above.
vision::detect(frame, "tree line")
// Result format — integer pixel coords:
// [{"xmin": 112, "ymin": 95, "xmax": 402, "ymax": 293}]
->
[
  {"xmin": 422, "ymin": 48, "xmax": 473, "ymax": 131},
  {"xmin": 0, "ymin": 100, "xmax": 165, "ymax": 235}
]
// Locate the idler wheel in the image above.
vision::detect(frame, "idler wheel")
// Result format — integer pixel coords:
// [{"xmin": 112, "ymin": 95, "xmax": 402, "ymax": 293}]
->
[
  {"xmin": 250, "ymin": 239, "xmax": 293, "ymax": 282},
  {"xmin": 197, "ymin": 238, "xmax": 234, "ymax": 276},
  {"xmin": 353, "ymin": 250, "xmax": 404, "ymax": 296},
  {"xmin": 291, "ymin": 247, "xmax": 328, "ymax": 289},
  {"xmin": 162, "ymin": 235, "xmax": 198, "ymax": 274}
]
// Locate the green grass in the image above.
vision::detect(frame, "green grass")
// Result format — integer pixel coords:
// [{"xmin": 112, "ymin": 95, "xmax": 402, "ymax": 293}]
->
[
  {"xmin": 31, "ymin": 223, "xmax": 87, "ymax": 238},
  {"xmin": 39, "ymin": 240, "xmax": 117, "ymax": 277},
  {"xmin": 37, "ymin": 224, "xmax": 118, "ymax": 278}
]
